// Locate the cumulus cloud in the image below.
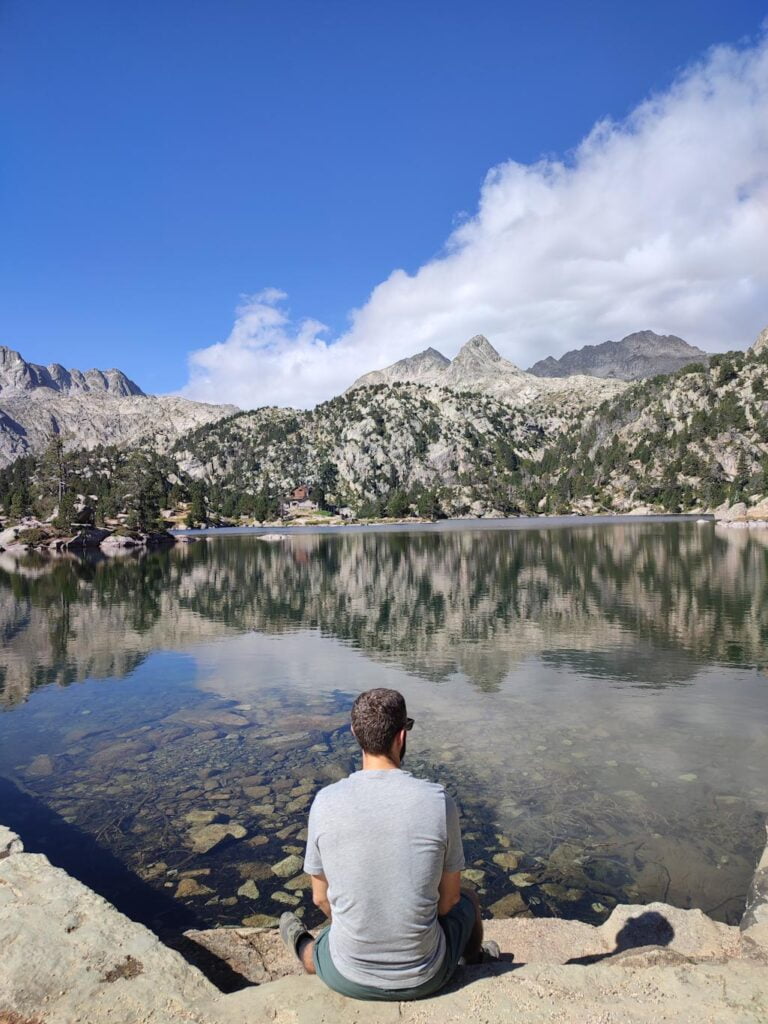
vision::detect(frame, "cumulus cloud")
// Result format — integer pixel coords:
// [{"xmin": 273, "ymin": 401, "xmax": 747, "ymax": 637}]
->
[
  {"xmin": 181, "ymin": 289, "xmax": 341, "ymax": 409},
  {"xmin": 182, "ymin": 33, "xmax": 768, "ymax": 409}
]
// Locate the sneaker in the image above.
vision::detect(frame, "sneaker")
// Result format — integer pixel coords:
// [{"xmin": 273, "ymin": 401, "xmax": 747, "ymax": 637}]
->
[
  {"xmin": 481, "ymin": 940, "xmax": 502, "ymax": 962},
  {"xmin": 279, "ymin": 911, "xmax": 311, "ymax": 962}
]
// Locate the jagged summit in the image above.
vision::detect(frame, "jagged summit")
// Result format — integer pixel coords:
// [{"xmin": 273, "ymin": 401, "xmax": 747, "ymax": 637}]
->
[
  {"xmin": 451, "ymin": 334, "xmax": 503, "ymax": 368},
  {"xmin": 349, "ymin": 334, "xmax": 527, "ymax": 394},
  {"xmin": 420, "ymin": 346, "xmax": 451, "ymax": 365},
  {"xmin": 348, "ymin": 332, "xmax": 625, "ymax": 406},
  {"xmin": 0, "ymin": 344, "xmax": 236, "ymax": 465},
  {"xmin": 0, "ymin": 345, "xmax": 144, "ymax": 397},
  {"xmin": 346, "ymin": 346, "xmax": 450, "ymax": 391},
  {"xmin": 527, "ymin": 330, "xmax": 711, "ymax": 381},
  {"xmin": 445, "ymin": 334, "xmax": 524, "ymax": 382}
]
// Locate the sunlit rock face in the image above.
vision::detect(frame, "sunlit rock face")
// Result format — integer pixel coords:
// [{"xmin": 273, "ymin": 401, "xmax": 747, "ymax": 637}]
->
[
  {"xmin": 0, "ymin": 345, "xmax": 145, "ymax": 396},
  {"xmin": 0, "ymin": 345, "xmax": 236, "ymax": 466}
]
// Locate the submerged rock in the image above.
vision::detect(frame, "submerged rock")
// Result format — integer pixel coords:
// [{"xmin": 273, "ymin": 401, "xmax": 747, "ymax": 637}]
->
[
  {"xmin": 183, "ymin": 809, "xmax": 219, "ymax": 825},
  {"xmin": 285, "ymin": 873, "xmax": 312, "ymax": 891},
  {"xmin": 242, "ymin": 913, "xmax": 279, "ymax": 927},
  {"xmin": 271, "ymin": 891, "xmax": 300, "ymax": 906},
  {"xmin": 175, "ymin": 877, "xmax": 213, "ymax": 899},
  {"xmin": 236, "ymin": 861, "xmax": 273, "ymax": 881},
  {"xmin": 186, "ymin": 822, "xmax": 247, "ymax": 854},
  {"xmin": 509, "ymin": 872, "xmax": 538, "ymax": 887},
  {"xmin": 271, "ymin": 854, "xmax": 303, "ymax": 878},
  {"xmin": 489, "ymin": 891, "xmax": 528, "ymax": 917},
  {"xmin": 462, "ymin": 868, "xmax": 486, "ymax": 885},
  {"xmin": 25, "ymin": 754, "xmax": 54, "ymax": 778},
  {"xmin": 237, "ymin": 880, "xmax": 260, "ymax": 900},
  {"xmin": 541, "ymin": 883, "xmax": 584, "ymax": 903},
  {"xmin": 493, "ymin": 851, "xmax": 520, "ymax": 871}
]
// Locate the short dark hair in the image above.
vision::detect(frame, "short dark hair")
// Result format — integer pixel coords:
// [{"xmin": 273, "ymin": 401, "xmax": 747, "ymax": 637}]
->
[{"xmin": 351, "ymin": 688, "xmax": 407, "ymax": 755}]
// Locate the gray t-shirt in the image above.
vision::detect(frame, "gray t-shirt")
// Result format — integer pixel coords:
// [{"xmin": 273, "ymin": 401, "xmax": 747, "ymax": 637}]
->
[{"xmin": 304, "ymin": 768, "xmax": 464, "ymax": 990}]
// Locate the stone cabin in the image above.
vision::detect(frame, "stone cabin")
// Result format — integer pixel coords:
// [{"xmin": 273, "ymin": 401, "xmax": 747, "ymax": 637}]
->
[{"xmin": 281, "ymin": 484, "xmax": 319, "ymax": 517}]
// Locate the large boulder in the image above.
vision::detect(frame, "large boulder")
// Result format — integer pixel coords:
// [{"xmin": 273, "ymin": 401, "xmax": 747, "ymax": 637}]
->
[
  {"xmin": 64, "ymin": 526, "xmax": 111, "ymax": 549},
  {"xmin": 0, "ymin": 847, "xmax": 223, "ymax": 1024}
]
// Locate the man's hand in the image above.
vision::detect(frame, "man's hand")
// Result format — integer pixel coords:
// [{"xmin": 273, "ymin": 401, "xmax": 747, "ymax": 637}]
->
[
  {"xmin": 437, "ymin": 869, "xmax": 462, "ymax": 917},
  {"xmin": 311, "ymin": 873, "xmax": 332, "ymax": 919}
]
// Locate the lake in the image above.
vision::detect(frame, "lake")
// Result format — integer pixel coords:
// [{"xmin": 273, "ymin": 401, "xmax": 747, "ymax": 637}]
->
[{"xmin": 0, "ymin": 519, "xmax": 766, "ymax": 942}]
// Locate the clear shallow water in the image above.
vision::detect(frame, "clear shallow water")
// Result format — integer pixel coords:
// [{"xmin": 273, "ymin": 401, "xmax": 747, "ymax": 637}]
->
[{"xmin": 0, "ymin": 521, "xmax": 766, "ymax": 940}]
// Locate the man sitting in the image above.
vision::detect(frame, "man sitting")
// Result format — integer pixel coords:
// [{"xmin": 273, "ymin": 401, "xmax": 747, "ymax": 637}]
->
[{"xmin": 279, "ymin": 687, "xmax": 498, "ymax": 1000}]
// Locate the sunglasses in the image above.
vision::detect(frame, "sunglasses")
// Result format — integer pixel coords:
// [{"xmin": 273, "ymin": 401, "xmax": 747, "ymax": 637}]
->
[{"xmin": 405, "ymin": 717, "xmax": 414, "ymax": 731}]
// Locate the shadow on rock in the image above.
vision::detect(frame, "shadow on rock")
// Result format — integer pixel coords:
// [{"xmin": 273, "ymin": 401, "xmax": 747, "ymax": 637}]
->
[
  {"xmin": 567, "ymin": 910, "xmax": 675, "ymax": 965},
  {"xmin": 0, "ymin": 775, "xmax": 251, "ymax": 992}
]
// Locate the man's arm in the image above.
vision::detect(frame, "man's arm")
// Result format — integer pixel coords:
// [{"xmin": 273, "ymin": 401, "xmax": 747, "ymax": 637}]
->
[
  {"xmin": 311, "ymin": 873, "xmax": 332, "ymax": 920},
  {"xmin": 437, "ymin": 869, "xmax": 461, "ymax": 916}
]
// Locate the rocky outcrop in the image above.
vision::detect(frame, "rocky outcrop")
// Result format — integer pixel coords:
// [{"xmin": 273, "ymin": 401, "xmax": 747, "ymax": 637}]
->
[
  {"xmin": 0, "ymin": 389, "xmax": 237, "ymax": 466},
  {"xmin": 528, "ymin": 330, "xmax": 711, "ymax": 380},
  {"xmin": 0, "ymin": 520, "xmax": 176, "ymax": 558},
  {"xmin": 1, "ymin": 823, "xmax": 767, "ymax": 1023},
  {"xmin": 348, "ymin": 347, "xmax": 450, "ymax": 388},
  {"xmin": 0, "ymin": 345, "xmax": 144, "ymax": 396},
  {"xmin": 0, "ymin": 344, "xmax": 237, "ymax": 466},
  {"xmin": 742, "ymin": 823, "xmax": 768, "ymax": 938},
  {"xmin": 749, "ymin": 324, "xmax": 768, "ymax": 355}
]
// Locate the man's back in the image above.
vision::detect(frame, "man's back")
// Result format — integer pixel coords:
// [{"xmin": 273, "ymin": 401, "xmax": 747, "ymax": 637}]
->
[{"xmin": 304, "ymin": 768, "xmax": 464, "ymax": 990}]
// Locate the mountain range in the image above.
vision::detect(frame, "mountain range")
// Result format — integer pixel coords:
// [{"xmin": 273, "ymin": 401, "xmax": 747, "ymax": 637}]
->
[
  {"xmin": 348, "ymin": 333, "xmax": 627, "ymax": 407},
  {"xmin": 0, "ymin": 346, "xmax": 236, "ymax": 465},
  {"xmin": 0, "ymin": 329, "xmax": 707, "ymax": 467},
  {"xmin": 527, "ymin": 331, "xmax": 710, "ymax": 380},
  {"xmin": 0, "ymin": 346, "xmax": 144, "ymax": 397},
  {"xmin": 349, "ymin": 330, "xmax": 711, "ymax": 398},
  {"xmin": 1, "ymin": 324, "xmax": 765, "ymax": 521}
]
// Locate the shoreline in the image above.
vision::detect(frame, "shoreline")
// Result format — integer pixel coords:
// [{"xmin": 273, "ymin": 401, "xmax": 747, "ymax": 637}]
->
[
  {"xmin": 173, "ymin": 511, "xmax": 714, "ymax": 538},
  {"xmin": 1, "ymin": 821, "xmax": 766, "ymax": 1022}
]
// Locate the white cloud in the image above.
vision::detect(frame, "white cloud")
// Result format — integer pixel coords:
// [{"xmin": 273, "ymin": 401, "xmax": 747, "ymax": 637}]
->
[{"xmin": 182, "ymin": 33, "xmax": 768, "ymax": 410}]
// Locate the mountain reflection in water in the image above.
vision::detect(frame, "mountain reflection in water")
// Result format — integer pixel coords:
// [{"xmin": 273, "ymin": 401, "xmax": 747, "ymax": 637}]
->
[{"xmin": 0, "ymin": 521, "xmax": 766, "ymax": 937}]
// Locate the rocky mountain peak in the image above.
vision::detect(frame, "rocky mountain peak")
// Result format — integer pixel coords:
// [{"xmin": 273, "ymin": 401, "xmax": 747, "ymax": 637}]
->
[
  {"xmin": 347, "ymin": 331, "xmax": 621, "ymax": 405},
  {"xmin": 421, "ymin": 346, "xmax": 450, "ymax": 364},
  {"xmin": 346, "ymin": 346, "xmax": 450, "ymax": 392},
  {"xmin": 0, "ymin": 345, "xmax": 144, "ymax": 397},
  {"xmin": 527, "ymin": 330, "xmax": 711, "ymax": 381},
  {"xmin": 750, "ymin": 325, "xmax": 768, "ymax": 355},
  {"xmin": 399, "ymin": 347, "xmax": 450, "ymax": 372},
  {"xmin": 452, "ymin": 335, "xmax": 502, "ymax": 366}
]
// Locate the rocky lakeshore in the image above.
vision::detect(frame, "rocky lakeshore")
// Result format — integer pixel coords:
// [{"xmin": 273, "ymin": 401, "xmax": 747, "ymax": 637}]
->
[
  {"xmin": 1, "ymin": 822, "xmax": 767, "ymax": 1023},
  {"xmin": 0, "ymin": 518, "xmax": 176, "ymax": 557}
]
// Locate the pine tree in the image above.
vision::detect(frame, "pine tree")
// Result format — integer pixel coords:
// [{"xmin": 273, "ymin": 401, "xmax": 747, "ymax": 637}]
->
[
  {"xmin": 40, "ymin": 435, "xmax": 68, "ymax": 504},
  {"xmin": 9, "ymin": 487, "xmax": 28, "ymax": 521},
  {"xmin": 54, "ymin": 490, "xmax": 78, "ymax": 532},
  {"xmin": 122, "ymin": 452, "xmax": 164, "ymax": 532},
  {"xmin": 386, "ymin": 489, "xmax": 411, "ymax": 518},
  {"xmin": 186, "ymin": 480, "xmax": 208, "ymax": 528},
  {"xmin": 416, "ymin": 486, "xmax": 443, "ymax": 521},
  {"xmin": 252, "ymin": 477, "xmax": 278, "ymax": 522}
]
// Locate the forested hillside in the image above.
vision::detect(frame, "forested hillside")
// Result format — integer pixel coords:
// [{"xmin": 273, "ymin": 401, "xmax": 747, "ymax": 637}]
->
[
  {"xmin": 173, "ymin": 383, "xmax": 568, "ymax": 517},
  {"xmin": 533, "ymin": 348, "xmax": 768, "ymax": 513},
  {"xmin": 1, "ymin": 348, "xmax": 766, "ymax": 526}
]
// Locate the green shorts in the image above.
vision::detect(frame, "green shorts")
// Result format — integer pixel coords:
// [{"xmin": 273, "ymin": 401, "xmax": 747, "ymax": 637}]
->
[{"xmin": 312, "ymin": 892, "xmax": 477, "ymax": 1001}]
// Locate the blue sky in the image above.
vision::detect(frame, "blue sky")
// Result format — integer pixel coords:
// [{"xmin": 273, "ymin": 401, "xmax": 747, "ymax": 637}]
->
[{"xmin": 2, "ymin": 1, "xmax": 767, "ymax": 404}]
